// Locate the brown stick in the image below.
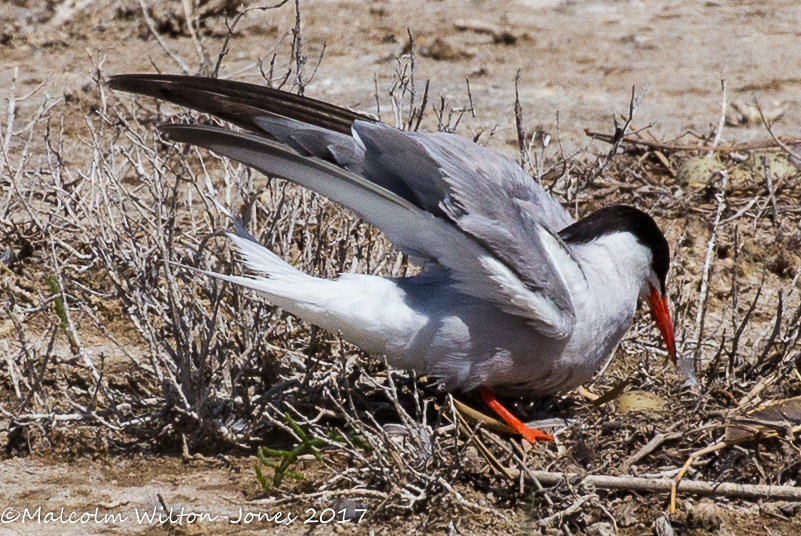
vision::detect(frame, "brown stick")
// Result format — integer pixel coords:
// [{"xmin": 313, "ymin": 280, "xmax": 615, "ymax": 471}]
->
[
  {"xmin": 619, "ymin": 429, "xmax": 682, "ymax": 473},
  {"xmin": 707, "ymin": 79, "xmax": 727, "ymax": 157},
  {"xmin": 514, "ymin": 470, "xmax": 801, "ymax": 502},
  {"xmin": 584, "ymin": 129, "xmax": 801, "ymax": 153}
]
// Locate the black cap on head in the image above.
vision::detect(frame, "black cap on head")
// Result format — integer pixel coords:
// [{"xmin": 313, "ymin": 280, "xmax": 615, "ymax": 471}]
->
[{"xmin": 559, "ymin": 205, "xmax": 670, "ymax": 294}]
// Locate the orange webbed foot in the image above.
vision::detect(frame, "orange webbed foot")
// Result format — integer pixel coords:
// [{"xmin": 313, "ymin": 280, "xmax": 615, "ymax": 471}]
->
[{"xmin": 480, "ymin": 386, "xmax": 554, "ymax": 444}]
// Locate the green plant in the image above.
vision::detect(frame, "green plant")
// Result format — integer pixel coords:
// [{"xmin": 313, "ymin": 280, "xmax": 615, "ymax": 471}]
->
[
  {"xmin": 47, "ymin": 275, "xmax": 67, "ymax": 331},
  {"xmin": 255, "ymin": 413, "xmax": 325, "ymax": 491},
  {"xmin": 254, "ymin": 413, "xmax": 374, "ymax": 491}
]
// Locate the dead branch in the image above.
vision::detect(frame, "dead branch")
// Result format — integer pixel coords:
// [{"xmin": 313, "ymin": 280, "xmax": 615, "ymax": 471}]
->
[
  {"xmin": 690, "ymin": 170, "xmax": 728, "ymax": 368},
  {"xmin": 619, "ymin": 426, "xmax": 682, "ymax": 473},
  {"xmin": 537, "ymin": 493, "xmax": 597, "ymax": 526},
  {"xmin": 755, "ymin": 98, "xmax": 801, "ymax": 163},
  {"xmin": 515, "ymin": 470, "xmax": 801, "ymax": 502},
  {"xmin": 760, "ymin": 155, "xmax": 780, "ymax": 226},
  {"xmin": 589, "ymin": 85, "xmax": 645, "ymax": 184},
  {"xmin": 136, "ymin": 0, "xmax": 190, "ymax": 73},
  {"xmin": 214, "ymin": 2, "xmax": 292, "ymax": 78},
  {"xmin": 251, "ymin": 488, "xmax": 390, "ymax": 506},
  {"xmin": 514, "ymin": 70, "xmax": 531, "ymax": 173},
  {"xmin": 707, "ymin": 79, "xmax": 727, "ymax": 157},
  {"xmin": 585, "ymin": 129, "xmax": 801, "ymax": 154}
]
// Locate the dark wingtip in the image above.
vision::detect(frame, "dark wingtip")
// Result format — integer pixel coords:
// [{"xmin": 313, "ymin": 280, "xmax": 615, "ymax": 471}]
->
[
  {"xmin": 231, "ymin": 214, "xmax": 258, "ymax": 242},
  {"xmin": 107, "ymin": 73, "xmax": 148, "ymax": 91},
  {"xmin": 109, "ymin": 73, "xmax": 182, "ymax": 85},
  {"xmin": 154, "ymin": 123, "xmax": 180, "ymax": 142},
  {"xmin": 107, "ymin": 73, "xmax": 379, "ymax": 137},
  {"xmin": 107, "ymin": 74, "xmax": 185, "ymax": 102},
  {"xmin": 107, "ymin": 75, "xmax": 122, "ymax": 90},
  {"xmin": 154, "ymin": 124, "xmax": 241, "ymax": 148}
]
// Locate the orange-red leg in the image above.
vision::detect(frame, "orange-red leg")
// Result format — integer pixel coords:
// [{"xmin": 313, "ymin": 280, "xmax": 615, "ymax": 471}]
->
[{"xmin": 480, "ymin": 386, "xmax": 553, "ymax": 444}]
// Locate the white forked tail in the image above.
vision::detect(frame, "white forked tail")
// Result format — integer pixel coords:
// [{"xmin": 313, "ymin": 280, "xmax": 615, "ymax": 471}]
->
[
  {"xmin": 190, "ymin": 232, "xmax": 427, "ymax": 358},
  {"xmin": 225, "ymin": 232, "xmax": 301, "ymax": 281},
  {"xmin": 202, "ymin": 232, "xmax": 333, "ymax": 321}
]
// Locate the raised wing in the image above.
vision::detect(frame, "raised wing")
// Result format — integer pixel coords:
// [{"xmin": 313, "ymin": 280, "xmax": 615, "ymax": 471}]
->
[
  {"xmin": 108, "ymin": 74, "xmax": 573, "ymax": 229},
  {"xmin": 110, "ymin": 75, "xmax": 579, "ymax": 338}
]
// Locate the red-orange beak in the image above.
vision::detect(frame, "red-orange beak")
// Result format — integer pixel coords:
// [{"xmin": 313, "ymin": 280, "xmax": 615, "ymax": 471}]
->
[{"xmin": 648, "ymin": 284, "xmax": 677, "ymax": 365}]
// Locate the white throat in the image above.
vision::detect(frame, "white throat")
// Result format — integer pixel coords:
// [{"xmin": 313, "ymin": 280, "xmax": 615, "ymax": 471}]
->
[
  {"xmin": 573, "ymin": 232, "xmax": 653, "ymax": 296},
  {"xmin": 566, "ymin": 231, "xmax": 655, "ymax": 348}
]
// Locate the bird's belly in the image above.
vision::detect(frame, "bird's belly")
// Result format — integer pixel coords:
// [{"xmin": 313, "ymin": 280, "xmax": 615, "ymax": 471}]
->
[
  {"xmin": 382, "ymin": 304, "xmax": 575, "ymax": 395},
  {"xmin": 347, "ymin": 278, "xmax": 634, "ymax": 398},
  {"xmin": 380, "ymin": 301, "xmax": 630, "ymax": 397}
]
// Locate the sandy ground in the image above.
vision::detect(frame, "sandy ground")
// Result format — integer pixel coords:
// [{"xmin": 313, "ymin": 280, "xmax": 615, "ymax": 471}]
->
[
  {"xmin": 0, "ymin": 455, "xmax": 372, "ymax": 535},
  {"xmin": 2, "ymin": 0, "xmax": 801, "ymax": 152},
  {"xmin": 3, "ymin": 0, "xmax": 801, "ymax": 534}
]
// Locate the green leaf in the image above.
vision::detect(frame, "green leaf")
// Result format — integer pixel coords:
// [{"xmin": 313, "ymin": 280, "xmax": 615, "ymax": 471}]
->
[
  {"xmin": 285, "ymin": 413, "xmax": 308, "ymax": 441},
  {"xmin": 48, "ymin": 275, "xmax": 67, "ymax": 330},
  {"xmin": 254, "ymin": 464, "xmax": 270, "ymax": 491}
]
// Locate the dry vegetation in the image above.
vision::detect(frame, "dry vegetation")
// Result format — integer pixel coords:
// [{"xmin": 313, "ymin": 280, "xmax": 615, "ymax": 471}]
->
[{"xmin": 2, "ymin": 1, "xmax": 801, "ymax": 535}]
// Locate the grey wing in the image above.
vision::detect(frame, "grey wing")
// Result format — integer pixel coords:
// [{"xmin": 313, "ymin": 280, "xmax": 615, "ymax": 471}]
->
[
  {"xmin": 157, "ymin": 124, "xmax": 448, "ymax": 264},
  {"xmin": 407, "ymin": 129, "xmax": 579, "ymax": 315},
  {"xmin": 108, "ymin": 74, "xmax": 572, "ymax": 227},
  {"xmin": 347, "ymin": 122, "xmax": 578, "ymax": 335},
  {"xmin": 109, "ymin": 74, "xmax": 578, "ymax": 338},
  {"xmin": 360, "ymin": 125, "xmax": 581, "ymax": 336},
  {"xmin": 108, "ymin": 74, "xmax": 417, "ymax": 204},
  {"xmin": 410, "ymin": 131, "xmax": 575, "ymax": 231}
]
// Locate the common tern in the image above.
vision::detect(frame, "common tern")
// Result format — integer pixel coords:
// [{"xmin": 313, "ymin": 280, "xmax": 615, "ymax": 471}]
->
[{"xmin": 109, "ymin": 74, "xmax": 677, "ymax": 444}]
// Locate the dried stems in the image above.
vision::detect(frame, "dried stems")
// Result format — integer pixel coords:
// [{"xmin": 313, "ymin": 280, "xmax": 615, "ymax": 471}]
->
[
  {"xmin": 136, "ymin": 0, "xmax": 190, "ymax": 74},
  {"xmin": 707, "ymin": 79, "xmax": 728, "ymax": 156},
  {"xmin": 690, "ymin": 170, "xmax": 728, "ymax": 368},
  {"xmin": 2, "ymin": 8, "xmax": 801, "ymax": 531}
]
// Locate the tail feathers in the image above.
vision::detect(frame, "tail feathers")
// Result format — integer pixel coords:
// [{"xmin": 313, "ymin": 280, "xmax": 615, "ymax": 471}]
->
[
  {"xmin": 183, "ymin": 231, "xmax": 334, "ymax": 324},
  {"xmin": 178, "ymin": 228, "xmax": 421, "ymax": 356},
  {"xmin": 225, "ymin": 231, "xmax": 301, "ymax": 280},
  {"xmin": 191, "ymin": 268, "xmax": 296, "ymax": 305}
]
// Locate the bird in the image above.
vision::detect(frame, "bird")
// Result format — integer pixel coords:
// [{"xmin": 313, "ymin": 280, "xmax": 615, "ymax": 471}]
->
[{"xmin": 108, "ymin": 74, "xmax": 677, "ymax": 444}]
